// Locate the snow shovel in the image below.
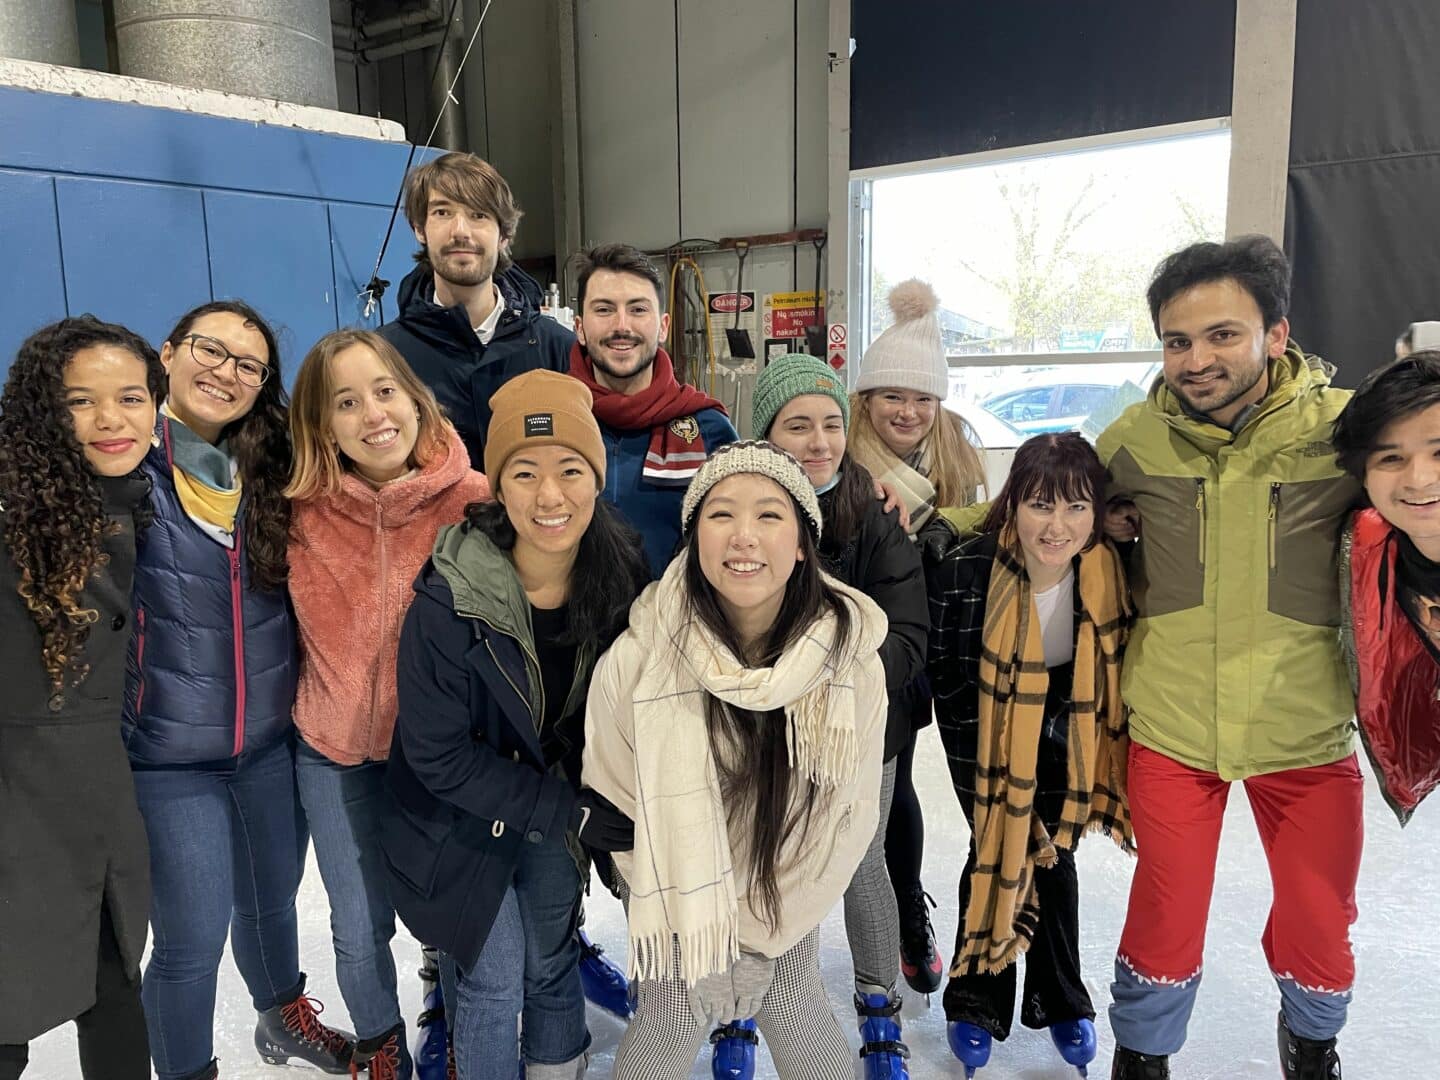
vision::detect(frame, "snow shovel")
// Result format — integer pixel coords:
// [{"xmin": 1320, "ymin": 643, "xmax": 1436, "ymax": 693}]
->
[{"xmin": 725, "ymin": 242, "xmax": 756, "ymax": 359}]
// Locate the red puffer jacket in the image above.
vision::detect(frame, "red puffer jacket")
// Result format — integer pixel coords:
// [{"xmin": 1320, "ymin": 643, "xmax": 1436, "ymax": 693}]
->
[{"xmin": 1343, "ymin": 508, "xmax": 1440, "ymax": 824}]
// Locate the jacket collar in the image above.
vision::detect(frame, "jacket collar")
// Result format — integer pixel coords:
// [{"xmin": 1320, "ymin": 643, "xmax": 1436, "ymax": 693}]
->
[
  {"xmin": 306, "ymin": 425, "xmax": 473, "ymax": 529},
  {"xmin": 429, "ymin": 518, "xmax": 531, "ymax": 645}
]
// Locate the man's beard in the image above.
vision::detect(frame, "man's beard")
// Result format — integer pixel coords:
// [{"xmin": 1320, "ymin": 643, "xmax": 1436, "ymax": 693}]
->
[
  {"xmin": 1168, "ymin": 354, "xmax": 1267, "ymax": 418},
  {"xmin": 586, "ymin": 337, "xmax": 658, "ymax": 382},
  {"xmin": 431, "ymin": 246, "xmax": 498, "ymax": 288}
]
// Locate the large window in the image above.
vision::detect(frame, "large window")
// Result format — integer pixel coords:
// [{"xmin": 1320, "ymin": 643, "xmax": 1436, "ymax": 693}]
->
[{"xmin": 854, "ymin": 122, "xmax": 1231, "ymax": 445}]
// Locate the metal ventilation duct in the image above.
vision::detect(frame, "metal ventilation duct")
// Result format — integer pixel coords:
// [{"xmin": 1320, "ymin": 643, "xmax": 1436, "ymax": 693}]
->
[
  {"xmin": 0, "ymin": 1, "xmax": 81, "ymax": 66},
  {"xmin": 114, "ymin": 0, "xmax": 338, "ymax": 109}
]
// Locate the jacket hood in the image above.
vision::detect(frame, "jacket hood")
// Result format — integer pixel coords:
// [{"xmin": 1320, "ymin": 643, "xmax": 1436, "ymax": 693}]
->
[
  {"xmin": 426, "ymin": 516, "xmax": 529, "ymax": 640},
  {"xmin": 1150, "ymin": 340, "xmax": 1335, "ymax": 437},
  {"xmin": 393, "ymin": 260, "xmax": 545, "ymax": 320},
  {"xmin": 309, "ymin": 425, "xmax": 481, "ymax": 529}
]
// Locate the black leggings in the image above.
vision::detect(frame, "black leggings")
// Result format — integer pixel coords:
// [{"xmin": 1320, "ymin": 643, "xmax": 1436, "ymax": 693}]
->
[
  {"xmin": 0, "ymin": 906, "xmax": 150, "ymax": 1080},
  {"xmin": 884, "ymin": 732, "xmax": 925, "ymax": 895}
]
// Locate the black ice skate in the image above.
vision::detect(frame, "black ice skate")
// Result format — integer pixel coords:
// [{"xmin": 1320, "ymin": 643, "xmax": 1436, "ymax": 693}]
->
[
  {"xmin": 1278, "ymin": 1011, "xmax": 1341, "ymax": 1079},
  {"xmin": 1110, "ymin": 1046, "xmax": 1170, "ymax": 1080},
  {"xmin": 896, "ymin": 884, "xmax": 943, "ymax": 995},
  {"xmin": 254, "ymin": 977, "xmax": 355, "ymax": 1073}
]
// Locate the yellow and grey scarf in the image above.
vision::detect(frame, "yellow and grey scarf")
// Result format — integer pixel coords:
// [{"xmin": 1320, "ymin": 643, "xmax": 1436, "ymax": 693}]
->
[{"xmin": 162, "ymin": 402, "xmax": 241, "ymax": 547}]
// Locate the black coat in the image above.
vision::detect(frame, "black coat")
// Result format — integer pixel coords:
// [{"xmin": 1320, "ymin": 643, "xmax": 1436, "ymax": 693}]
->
[
  {"xmin": 0, "ymin": 475, "xmax": 151, "ymax": 1043},
  {"xmin": 381, "ymin": 560, "xmax": 588, "ymax": 972},
  {"xmin": 818, "ymin": 485, "xmax": 929, "ymax": 761},
  {"xmin": 377, "ymin": 263, "xmax": 574, "ymax": 469}
]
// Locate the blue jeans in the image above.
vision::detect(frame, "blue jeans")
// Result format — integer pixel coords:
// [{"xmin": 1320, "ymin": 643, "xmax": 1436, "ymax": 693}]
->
[
  {"xmin": 453, "ymin": 840, "xmax": 588, "ymax": 1078},
  {"xmin": 132, "ymin": 735, "xmax": 309, "ymax": 1080},
  {"xmin": 295, "ymin": 739, "xmax": 402, "ymax": 1041}
]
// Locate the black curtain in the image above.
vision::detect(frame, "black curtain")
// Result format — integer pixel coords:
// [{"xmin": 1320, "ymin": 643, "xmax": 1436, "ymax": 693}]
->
[
  {"xmin": 1285, "ymin": 1, "xmax": 1440, "ymax": 386},
  {"xmin": 850, "ymin": 0, "xmax": 1234, "ymax": 172}
]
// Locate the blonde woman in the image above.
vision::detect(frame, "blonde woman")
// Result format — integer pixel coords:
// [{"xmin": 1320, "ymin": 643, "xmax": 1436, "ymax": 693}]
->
[
  {"xmin": 847, "ymin": 279, "xmax": 986, "ymax": 996},
  {"xmin": 286, "ymin": 329, "xmax": 489, "ymax": 1079}
]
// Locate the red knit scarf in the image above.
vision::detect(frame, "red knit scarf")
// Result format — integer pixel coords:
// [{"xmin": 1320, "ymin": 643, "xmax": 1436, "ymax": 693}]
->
[{"xmin": 569, "ymin": 343, "xmax": 727, "ymax": 487}]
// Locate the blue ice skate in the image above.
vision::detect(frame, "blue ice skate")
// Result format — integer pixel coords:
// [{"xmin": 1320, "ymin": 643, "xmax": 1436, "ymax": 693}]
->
[
  {"xmin": 414, "ymin": 980, "xmax": 448, "ymax": 1080},
  {"xmin": 855, "ymin": 991, "xmax": 910, "ymax": 1079},
  {"xmin": 709, "ymin": 1018, "xmax": 758, "ymax": 1079},
  {"xmin": 946, "ymin": 1020, "xmax": 992, "ymax": 1078},
  {"xmin": 1050, "ymin": 1018, "xmax": 1097, "ymax": 1077},
  {"xmin": 577, "ymin": 930, "xmax": 633, "ymax": 1020}
]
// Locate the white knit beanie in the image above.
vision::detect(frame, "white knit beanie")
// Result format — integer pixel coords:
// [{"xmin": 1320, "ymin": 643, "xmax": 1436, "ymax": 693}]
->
[
  {"xmin": 680, "ymin": 441, "xmax": 822, "ymax": 541},
  {"xmin": 855, "ymin": 279, "xmax": 949, "ymax": 399}
]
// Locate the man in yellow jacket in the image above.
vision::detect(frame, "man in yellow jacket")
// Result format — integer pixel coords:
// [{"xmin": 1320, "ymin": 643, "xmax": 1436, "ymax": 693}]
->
[{"xmin": 1101, "ymin": 236, "xmax": 1362, "ymax": 1080}]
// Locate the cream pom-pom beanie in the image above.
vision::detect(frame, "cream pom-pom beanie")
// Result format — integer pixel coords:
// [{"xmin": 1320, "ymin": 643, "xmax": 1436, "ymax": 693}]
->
[{"xmin": 854, "ymin": 279, "xmax": 949, "ymax": 399}]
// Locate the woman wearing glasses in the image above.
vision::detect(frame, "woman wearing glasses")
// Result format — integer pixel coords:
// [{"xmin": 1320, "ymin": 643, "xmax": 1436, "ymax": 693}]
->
[{"xmin": 123, "ymin": 302, "xmax": 353, "ymax": 1080}]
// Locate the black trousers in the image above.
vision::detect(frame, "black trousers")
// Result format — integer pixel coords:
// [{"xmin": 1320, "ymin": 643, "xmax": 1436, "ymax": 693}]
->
[
  {"xmin": 885, "ymin": 730, "xmax": 925, "ymax": 895},
  {"xmin": 943, "ymin": 842, "xmax": 1094, "ymax": 1039},
  {"xmin": 0, "ymin": 906, "xmax": 150, "ymax": 1080},
  {"xmin": 942, "ymin": 665, "xmax": 1093, "ymax": 1040}
]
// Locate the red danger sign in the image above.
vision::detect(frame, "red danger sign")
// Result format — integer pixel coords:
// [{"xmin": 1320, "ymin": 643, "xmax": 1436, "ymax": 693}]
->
[{"xmin": 710, "ymin": 292, "xmax": 755, "ymax": 314}]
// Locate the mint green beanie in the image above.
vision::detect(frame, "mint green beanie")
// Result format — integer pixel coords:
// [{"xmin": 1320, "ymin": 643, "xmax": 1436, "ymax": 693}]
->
[{"xmin": 752, "ymin": 353, "xmax": 850, "ymax": 438}]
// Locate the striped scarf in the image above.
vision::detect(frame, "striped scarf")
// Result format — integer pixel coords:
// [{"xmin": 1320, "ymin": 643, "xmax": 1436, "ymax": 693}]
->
[{"xmin": 955, "ymin": 529, "xmax": 1132, "ymax": 976}]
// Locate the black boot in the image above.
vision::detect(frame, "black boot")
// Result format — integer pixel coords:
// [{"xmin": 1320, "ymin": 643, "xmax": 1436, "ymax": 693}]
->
[
  {"xmin": 1278, "ymin": 1012, "xmax": 1341, "ymax": 1079},
  {"xmin": 1111, "ymin": 1045, "xmax": 1170, "ymax": 1080},
  {"xmin": 177, "ymin": 1061, "xmax": 219, "ymax": 1080},
  {"xmin": 254, "ymin": 976, "xmax": 355, "ymax": 1074},
  {"xmin": 351, "ymin": 1021, "xmax": 413, "ymax": 1079},
  {"xmin": 896, "ymin": 883, "xmax": 943, "ymax": 995}
]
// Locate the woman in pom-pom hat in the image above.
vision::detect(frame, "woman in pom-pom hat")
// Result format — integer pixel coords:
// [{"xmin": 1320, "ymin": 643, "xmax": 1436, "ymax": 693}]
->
[{"xmin": 848, "ymin": 278, "xmax": 988, "ymax": 998}]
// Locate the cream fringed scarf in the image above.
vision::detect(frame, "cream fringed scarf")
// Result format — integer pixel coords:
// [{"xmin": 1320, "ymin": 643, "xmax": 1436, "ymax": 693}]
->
[
  {"xmin": 848, "ymin": 418, "xmax": 937, "ymax": 534},
  {"xmin": 624, "ymin": 554, "xmax": 888, "ymax": 984}
]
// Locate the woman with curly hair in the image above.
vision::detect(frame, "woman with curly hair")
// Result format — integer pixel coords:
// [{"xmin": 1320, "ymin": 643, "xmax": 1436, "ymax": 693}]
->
[
  {"xmin": 0, "ymin": 316, "xmax": 163, "ymax": 1080},
  {"xmin": 123, "ymin": 301, "xmax": 352, "ymax": 1080}
]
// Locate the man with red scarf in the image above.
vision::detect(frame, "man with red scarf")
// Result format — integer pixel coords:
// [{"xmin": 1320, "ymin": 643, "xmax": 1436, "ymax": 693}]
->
[
  {"xmin": 569, "ymin": 243, "xmax": 738, "ymax": 577},
  {"xmin": 1333, "ymin": 350, "xmax": 1440, "ymax": 827}
]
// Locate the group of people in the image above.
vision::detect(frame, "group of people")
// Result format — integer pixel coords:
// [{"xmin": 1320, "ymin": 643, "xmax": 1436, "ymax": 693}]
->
[{"xmin": 1, "ymin": 149, "xmax": 1437, "ymax": 1080}]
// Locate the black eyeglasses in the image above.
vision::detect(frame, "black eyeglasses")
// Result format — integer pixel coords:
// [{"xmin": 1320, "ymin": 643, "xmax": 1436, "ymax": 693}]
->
[{"xmin": 183, "ymin": 334, "xmax": 270, "ymax": 388}]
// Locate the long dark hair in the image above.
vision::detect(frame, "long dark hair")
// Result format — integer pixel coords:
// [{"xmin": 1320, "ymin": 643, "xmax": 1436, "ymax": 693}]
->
[
  {"xmin": 980, "ymin": 432, "xmax": 1107, "ymax": 547},
  {"xmin": 818, "ymin": 452, "xmax": 876, "ymax": 558},
  {"xmin": 0, "ymin": 316, "xmax": 166, "ymax": 690},
  {"xmin": 464, "ymin": 496, "xmax": 649, "ymax": 650},
  {"xmin": 164, "ymin": 300, "xmax": 292, "ymax": 591},
  {"xmin": 681, "ymin": 487, "xmax": 854, "ymax": 932}
]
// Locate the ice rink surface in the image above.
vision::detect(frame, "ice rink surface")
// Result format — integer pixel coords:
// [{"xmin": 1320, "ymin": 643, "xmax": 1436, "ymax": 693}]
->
[{"xmin": 30, "ymin": 726, "xmax": 1440, "ymax": 1078}]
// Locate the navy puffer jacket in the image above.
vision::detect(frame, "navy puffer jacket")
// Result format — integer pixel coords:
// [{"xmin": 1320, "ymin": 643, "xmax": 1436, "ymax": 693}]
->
[{"xmin": 122, "ymin": 415, "xmax": 298, "ymax": 765}]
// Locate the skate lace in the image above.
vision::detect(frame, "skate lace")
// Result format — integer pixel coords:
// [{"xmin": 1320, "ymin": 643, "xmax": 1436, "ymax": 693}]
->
[
  {"xmin": 348, "ymin": 1034, "xmax": 402, "ymax": 1080},
  {"xmin": 280, "ymin": 994, "xmax": 351, "ymax": 1058},
  {"xmin": 447, "ymin": 1046, "xmax": 459, "ymax": 1080},
  {"xmin": 899, "ymin": 885, "xmax": 937, "ymax": 951}
]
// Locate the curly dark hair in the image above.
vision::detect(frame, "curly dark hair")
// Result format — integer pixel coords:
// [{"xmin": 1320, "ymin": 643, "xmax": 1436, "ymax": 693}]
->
[
  {"xmin": 164, "ymin": 301, "xmax": 292, "ymax": 591},
  {"xmin": 1147, "ymin": 234, "xmax": 1292, "ymax": 335},
  {"xmin": 0, "ymin": 316, "xmax": 165, "ymax": 691}
]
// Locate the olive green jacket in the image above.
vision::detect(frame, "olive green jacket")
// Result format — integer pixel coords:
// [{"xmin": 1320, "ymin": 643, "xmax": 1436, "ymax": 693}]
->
[{"xmin": 1096, "ymin": 343, "xmax": 1359, "ymax": 779}]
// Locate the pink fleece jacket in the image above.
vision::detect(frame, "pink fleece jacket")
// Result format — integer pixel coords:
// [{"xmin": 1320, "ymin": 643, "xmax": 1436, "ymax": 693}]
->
[{"xmin": 289, "ymin": 426, "xmax": 489, "ymax": 764}]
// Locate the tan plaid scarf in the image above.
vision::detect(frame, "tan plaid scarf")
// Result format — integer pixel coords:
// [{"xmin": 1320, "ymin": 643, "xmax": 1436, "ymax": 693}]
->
[{"xmin": 954, "ymin": 529, "xmax": 1133, "ymax": 976}]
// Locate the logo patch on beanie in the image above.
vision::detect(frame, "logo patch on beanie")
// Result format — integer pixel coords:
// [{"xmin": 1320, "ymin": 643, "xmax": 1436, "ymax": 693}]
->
[
  {"xmin": 524, "ymin": 413, "xmax": 554, "ymax": 438},
  {"xmin": 816, "ymin": 376, "xmax": 837, "ymax": 390}
]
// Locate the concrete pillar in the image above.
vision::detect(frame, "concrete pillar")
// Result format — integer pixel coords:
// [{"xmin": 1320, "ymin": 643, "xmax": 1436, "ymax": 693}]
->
[
  {"xmin": 826, "ymin": 0, "xmax": 853, "ymax": 381},
  {"xmin": 114, "ymin": 0, "xmax": 338, "ymax": 109},
  {"xmin": 0, "ymin": 0, "xmax": 80, "ymax": 66},
  {"xmin": 1226, "ymin": 0, "xmax": 1298, "ymax": 240}
]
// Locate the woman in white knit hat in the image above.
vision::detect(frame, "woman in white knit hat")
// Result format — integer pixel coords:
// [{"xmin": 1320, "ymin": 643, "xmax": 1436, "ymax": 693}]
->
[
  {"xmin": 583, "ymin": 440, "xmax": 889, "ymax": 1080},
  {"xmin": 848, "ymin": 278, "xmax": 987, "ymax": 1000}
]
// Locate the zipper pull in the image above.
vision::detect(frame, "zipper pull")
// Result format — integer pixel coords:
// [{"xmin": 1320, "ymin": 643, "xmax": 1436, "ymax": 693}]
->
[
  {"xmin": 1194, "ymin": 478, "xmax": 1205, "ymax": 511},
  {"xmin": 1268, "ymin": 482, "xmax": 1279, "ymax": 521}
]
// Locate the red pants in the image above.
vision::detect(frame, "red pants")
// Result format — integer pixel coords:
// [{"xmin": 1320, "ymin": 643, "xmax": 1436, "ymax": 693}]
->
[{"xmin": 1110, "ymin": 744, "xmax": 1363, "ymax": 1052}]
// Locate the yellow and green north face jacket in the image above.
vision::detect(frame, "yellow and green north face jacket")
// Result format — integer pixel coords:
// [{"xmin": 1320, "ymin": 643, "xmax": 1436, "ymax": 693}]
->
[{"xmin": 1096, "ymin": 343, "xmax": 1361, "ymax": 780}]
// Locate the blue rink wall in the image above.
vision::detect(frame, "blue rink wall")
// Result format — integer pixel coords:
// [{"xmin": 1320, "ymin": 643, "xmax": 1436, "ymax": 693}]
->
[{"xmin": 0, "ymin": 83, "xmax": 436, "ymax": 386}]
